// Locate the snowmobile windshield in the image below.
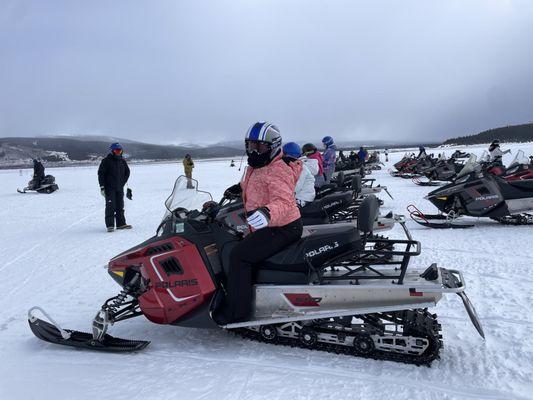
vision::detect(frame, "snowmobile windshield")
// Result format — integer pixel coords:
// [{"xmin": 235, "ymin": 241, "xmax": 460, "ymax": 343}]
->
[
  {"xmin": 164, "ymin": 176, "xmax": 213, "ymax": 216},
  {"xmin": 479, "ymin": 151, "xmax": 490, "ymax": 163},
  {"xmin": 456, "ymin": 154, "xmax": 478, "ymax": 178},
  {"xmin": 509, "ymin": 150, "xmax": 528, "ymax": 168}
]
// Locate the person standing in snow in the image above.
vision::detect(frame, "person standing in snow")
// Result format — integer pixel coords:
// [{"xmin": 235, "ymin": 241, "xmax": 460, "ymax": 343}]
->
[
  {"xmin": 417, "ymin": 146, "xmax": 427, "ymax": 159},
  {"xmin": 302, "ymin": 143, "xmax": 325, "ymax": 187},
  {"xmin": 98, "ymin": 143, "xmax": 131, "ymax": 232},
  {"xmin": 182, "ymin": 154, "xmax": 195, "ymax": 188},
  {"xmin": 488, "ymin": 140, "xmax": 511, "ymax": 163},
  {"xmin": 357, "ymin": 146, "xmax": 368, "ymax": 164},
  {"xmin": 385, "ymin": 149, "xmax": 389, "ymax": 162},
  {"xmin": 282, "ymin": 142, "xmax": 316, "ymax": 206},
  {"xmin": 321, "ymin": 136, "xmax": 337, "ymax": 184}
]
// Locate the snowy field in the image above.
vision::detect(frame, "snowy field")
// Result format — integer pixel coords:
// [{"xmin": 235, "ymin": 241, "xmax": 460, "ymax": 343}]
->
[{"xmin": 1, "ymin": 143, "xmax": 533, "ymax": 400}]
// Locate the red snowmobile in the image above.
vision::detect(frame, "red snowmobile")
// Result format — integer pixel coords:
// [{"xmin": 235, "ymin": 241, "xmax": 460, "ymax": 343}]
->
[{"xmin": 29, "ymin": 176, "xmax": 484, "ymax": 365}]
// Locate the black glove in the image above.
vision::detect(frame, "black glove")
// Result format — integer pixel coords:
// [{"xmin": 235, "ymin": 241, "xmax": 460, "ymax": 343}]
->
[
  {"xmin": 126, "ymin": 187, "xmax": 133, "ymax": 200},
  {"xmin": 224, "ymin": 183, "xmax": 242, "ymax": 199}
]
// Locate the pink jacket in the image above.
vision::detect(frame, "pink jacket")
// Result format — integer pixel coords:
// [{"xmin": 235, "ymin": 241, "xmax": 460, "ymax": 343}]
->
[
  {"xmin": 307, "ymin": 152, "xmax": 324, "ymax": 175},
  {"xmin": 240, "ymin": 154, "xmax": 302, "ymax": 227}
]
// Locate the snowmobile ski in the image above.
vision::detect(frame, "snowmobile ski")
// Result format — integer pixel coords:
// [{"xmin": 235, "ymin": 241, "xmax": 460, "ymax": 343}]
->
[
  {"xmin": 28, "ymin": 307, "xmax": 149, "ymax": 352},
  {"xmin": 407, "ymin": 205, "xmax": 475, "ymax": 229}
]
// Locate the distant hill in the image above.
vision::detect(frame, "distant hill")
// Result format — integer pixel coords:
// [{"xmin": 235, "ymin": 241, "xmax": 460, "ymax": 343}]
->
[
  {"xmin": 0, "ymin": 136, "xmax": 241, "ymax": 168},
  {"xmin": 443, "ymin": 123, "xmax": 533, "ymax": 145}
]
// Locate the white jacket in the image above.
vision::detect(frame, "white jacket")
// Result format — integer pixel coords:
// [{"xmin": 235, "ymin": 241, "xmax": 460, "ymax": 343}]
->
[
  {"xmin": 295, "ymin": 161, "xmax": 316, "ymax": 203},
  {"xmin": 300, "ymin": 156, "xmax": 319, "ymax": 176},
  {"xmin": 489, "ymin": 147, "xmax": 509, "ymax": 161}
]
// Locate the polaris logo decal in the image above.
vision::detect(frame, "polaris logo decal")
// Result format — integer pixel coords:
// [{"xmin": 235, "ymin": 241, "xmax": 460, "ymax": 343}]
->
[
  {"xmin": 305, "ymin": 242, "xmax": 339, "ymax": 258},
  {"xmin": 475, "ymin": 194, "xmax": 499, "ymax": 201},
  {"xmin": 154, "ymin": 279, "xmax": 198, "ymax": 289},
  {"xmin": 323, "ymin": 200, "xmax": 342, "ymax": 210}
]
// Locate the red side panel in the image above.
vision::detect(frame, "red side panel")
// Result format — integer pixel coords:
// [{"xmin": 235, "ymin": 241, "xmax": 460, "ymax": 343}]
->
[{"xmin": 110, "ymin": 236, "xmax": 216, "ymax": 325}]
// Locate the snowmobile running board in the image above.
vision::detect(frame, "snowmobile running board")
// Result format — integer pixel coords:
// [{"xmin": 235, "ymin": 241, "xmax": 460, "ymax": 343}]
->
[
  {"xmin": 28, "ymin": 307, "xmax": 150, "ymax": 352},
  {"xmin": 225, "ymin": 267, "xmax": 485, "ymax": 339},
  {"xmin": 407, "ymin": 204, "xmax": 475, "ymax": 229}
]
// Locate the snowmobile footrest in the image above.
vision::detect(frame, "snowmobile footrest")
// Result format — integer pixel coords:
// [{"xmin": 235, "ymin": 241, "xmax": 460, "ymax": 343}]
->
[{"xmin": 28, "ymin": 317, "xmax": 149, "ymax": 352}]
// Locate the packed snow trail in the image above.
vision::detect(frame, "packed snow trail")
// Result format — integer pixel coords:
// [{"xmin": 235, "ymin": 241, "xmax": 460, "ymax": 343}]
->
[{"xmin": 1, "ymin": 145, "xmax": 533, "ymax": 400}]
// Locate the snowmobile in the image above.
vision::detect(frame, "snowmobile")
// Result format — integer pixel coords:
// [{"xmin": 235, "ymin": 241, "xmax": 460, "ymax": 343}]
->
[
  {"xmin": 29, "ymin": 176, "xmax": 484, "ymax": 365},
  {"xmin": 412, "ymin": 155, "xmax": 465, "ymax": 187},
  {"xmin": 485, "ymin": 150, "xmax": 533, "ymax": 181},
  {"xmin": 330, "ymin": 170, "xmax": 393, "ymax": 200},
  {"xmin": 17, "ymin": 175, "xmax": 59, "ymax": 194},
  {"xmin": 408, "ymin": 154, "xmax": 533, "ymax": 228}
]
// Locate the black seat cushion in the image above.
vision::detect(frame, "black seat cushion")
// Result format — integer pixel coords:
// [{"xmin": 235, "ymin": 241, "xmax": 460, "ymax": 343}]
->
[
  {"xmin": 254, "ymin": 224, "xmax": 361, "ymax": 284},
  {"xmin": 259, "ymin": 224, "xmax": 361, "ymax": 272},
  {"xmin": 300, "ymin": 192, "xmax": 352, "ymax": 218}
]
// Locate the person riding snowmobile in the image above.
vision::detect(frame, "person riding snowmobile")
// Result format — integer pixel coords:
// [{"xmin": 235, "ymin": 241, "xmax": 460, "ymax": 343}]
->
[
  {"xmin": 98, "ymin": 143, "xmax": 132, "ymax": 232},
  {"xmin": 282, "ymin": 142, "xmax": 316, "ymax": 206},
  {"xmin": 417, "ymin": 146, "xmax": 427, "ymax": 159},
  {"xmin": 31, "ymin": 159, "xmax": 45, "ymax": 189},
  {"xmin": 322, "ymin": 136, "xmax": 337, "ymax": 184},
  {"xmin": 216, "ymin": 122, "xmax": 303, "ymax": 324},
  {"xmin": 302, "ymin": 143, "xmax": 325, "ymax": 187},
  {"xmin": 488, "ymin": 140, "xmax": 511, "ymax": 163}
]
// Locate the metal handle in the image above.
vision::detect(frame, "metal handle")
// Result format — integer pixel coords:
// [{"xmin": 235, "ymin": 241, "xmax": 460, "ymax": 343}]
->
[{"xmin": 28, "ymin": 306, "xmax": 71, "ymax": 340}]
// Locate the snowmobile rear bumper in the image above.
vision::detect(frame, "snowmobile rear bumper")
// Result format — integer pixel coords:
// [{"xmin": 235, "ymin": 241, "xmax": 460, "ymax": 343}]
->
[{"xmin": 28, "ymin": 307, "xmax": 149, "ymax": 352}]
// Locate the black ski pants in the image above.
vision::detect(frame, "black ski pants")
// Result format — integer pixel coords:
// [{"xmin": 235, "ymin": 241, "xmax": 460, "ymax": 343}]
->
[
  {"xmin": 105, "ymin": 189, "xmax": 126, "ymax": 228},
  {"xmin": 225, "ymin": 218, "xmax": 303, "ymax": 321}
]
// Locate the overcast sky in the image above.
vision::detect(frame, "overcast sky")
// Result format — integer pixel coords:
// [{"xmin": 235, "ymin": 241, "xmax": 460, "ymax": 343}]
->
[{"xmin": 1, "ymin": 0, "xmax": 532, "ymax": 144}]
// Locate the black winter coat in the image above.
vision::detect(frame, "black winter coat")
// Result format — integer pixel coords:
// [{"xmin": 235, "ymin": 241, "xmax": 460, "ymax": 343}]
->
[
  {"xmin": 98, "ymin": 153, "xmax": 130, "ymax": 191},
  {"xmin": 33, "ymin": 161, "xmax": 45, "ymax": 180}
]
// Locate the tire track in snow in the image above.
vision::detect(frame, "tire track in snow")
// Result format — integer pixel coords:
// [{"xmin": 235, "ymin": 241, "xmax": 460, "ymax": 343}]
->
[
  {"xmin": 149, "ymin": 349, "xmax": 526, "ymax": 400},
  {"xmin": 0, "ymin": 207, "xmax": 103, "ymax": 273}
]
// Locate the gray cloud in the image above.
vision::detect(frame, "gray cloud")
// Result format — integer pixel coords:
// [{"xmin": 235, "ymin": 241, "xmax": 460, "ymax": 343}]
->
[{"xmin": 1, "ymin": 0, "xmax": 532, "ymax": 144}]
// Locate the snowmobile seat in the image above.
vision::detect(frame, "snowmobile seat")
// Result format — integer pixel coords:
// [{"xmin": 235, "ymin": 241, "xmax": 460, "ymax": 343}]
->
[
  {"xmin": 300, "ymin": 192, "xmax": 352, "ymax": 219},
  {"xmin": 255, "ymin": 224, "xmax": 362, "ymax": 284},
  {"xmin": 507, "ymin": 179, "xmax": 533, "ymax": 192},
  {"xmin": 357, "ymin": 195, "xmax": 380, "ymax": 234}
]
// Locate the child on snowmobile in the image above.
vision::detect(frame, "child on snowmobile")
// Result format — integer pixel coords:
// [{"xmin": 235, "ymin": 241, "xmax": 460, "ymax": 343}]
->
[
  {"xmin": 322, "ymin": 136, "xmax": 337, "ymax": 184},
  {"xmin": 282, "ymin": 142, "xmax": 317, "ymax": 207},
  {"xmin": 302, "ymin": 143, "xmax": 325, "ymax": 187},
  {"xmin": 217, "ymin": 122, "xmax": 303, "ymax": 324}
]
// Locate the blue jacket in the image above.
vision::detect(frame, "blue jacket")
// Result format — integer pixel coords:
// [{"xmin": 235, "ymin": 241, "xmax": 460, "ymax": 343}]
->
[
  {"xmin": 358, "ymin": 149, "xmax": 367, "ymax": 161},
  {"xmin": 322, "ymin": 145, "xmax": 337, "ymax": 171}
]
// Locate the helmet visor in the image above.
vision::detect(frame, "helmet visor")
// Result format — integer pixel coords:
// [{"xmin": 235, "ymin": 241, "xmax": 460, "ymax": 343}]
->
[
  {"xmin": 246, "ymin": 140, "xmax": 271, "ymax": 154},
  {"xmin": 113, "ymin": 148, "xmax": 123, "ymax": 155}
]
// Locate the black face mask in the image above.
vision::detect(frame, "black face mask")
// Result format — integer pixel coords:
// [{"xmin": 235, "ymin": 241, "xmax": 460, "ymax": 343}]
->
[{"xmin": 247, "ymin": 151, "xmax": 271, "ymax": 168}]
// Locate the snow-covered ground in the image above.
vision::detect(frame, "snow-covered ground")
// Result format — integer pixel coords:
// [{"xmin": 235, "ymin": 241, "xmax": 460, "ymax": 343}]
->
[{"xmin": 1, "ymin": 143, "xmax": 532, "ymax": 400}]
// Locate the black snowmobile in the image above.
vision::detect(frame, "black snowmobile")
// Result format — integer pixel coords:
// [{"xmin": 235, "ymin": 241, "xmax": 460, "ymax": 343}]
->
[
  {"xmin": 18, "ymin": 175, "xmax": 59, "ymax": 194},
  {"xmin": 28, "ymin": 176, "xmax": 484, "ymax": 365},
  {"xmin": 409, "ymin": 155, "xmax": 533, "ymax": 228},
  {"xmin": 412, "ymin": 155, "xmax": 465, "ymax": 187}
]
